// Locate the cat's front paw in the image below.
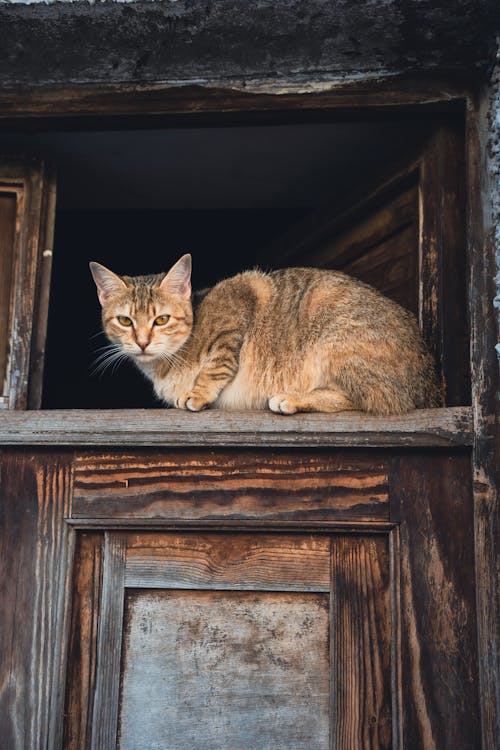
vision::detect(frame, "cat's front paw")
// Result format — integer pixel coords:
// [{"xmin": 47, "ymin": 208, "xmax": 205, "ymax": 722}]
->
[
  {"xmin": 177, "ymin": 391, "xmax": 210, "ymax": 412},
  {"xmin": 268, "ymin": 393, "xmax": 300, "ymax": 415}
]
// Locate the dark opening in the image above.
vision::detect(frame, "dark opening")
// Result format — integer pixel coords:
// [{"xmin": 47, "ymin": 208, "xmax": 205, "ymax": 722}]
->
[{"xmin": 2, "ymin": 118, "xmax": 437, "ymax": 408}]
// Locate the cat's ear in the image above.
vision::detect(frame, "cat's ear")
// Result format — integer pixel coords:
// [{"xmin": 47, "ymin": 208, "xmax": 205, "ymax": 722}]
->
[
  {"xmin": 89, "ymin": 262, "xmax": 127, "ymax": 305},
  {"xmin": 160, "ymin": 254, "xmax": 192, "ymax": 300}
]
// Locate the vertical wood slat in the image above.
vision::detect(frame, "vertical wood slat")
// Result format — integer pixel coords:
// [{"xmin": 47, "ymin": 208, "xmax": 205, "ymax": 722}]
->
[
  {"xmin": 0, "ymin": 191, "xmax": 17, "ymax": 396},
  {"xmin": 390, "ymin": 452, "xmax": 481, "ymax": 749},
  {"xmin": 466, "ymin": 97, "xmax": 500, "ymax": 750},
  {"xmin": 0, "ymin": 158, "xmax": 56, "ymax": 410},
  {"xmin": 419, "ymin": 123, "xmax": 469, "ymax": 406},
  {"xmin": 331, "ymin": 535, "xmax": 392, "ymax": 750},
  {"xmin": 64, "ymin": 533, "xmax": 105, "ymax": 750},
  {"xmin": 91, "ymin": 533, "xmax": 127, "ymax": 750},
  {"xmin": 0, "ymin": 450, "xmax": 74, "ymax": 750}
]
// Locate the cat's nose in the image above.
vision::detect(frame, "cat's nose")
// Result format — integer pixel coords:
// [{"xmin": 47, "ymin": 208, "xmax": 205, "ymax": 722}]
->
[{"xmin": 137, "ymin": 340, "xmax": 149, "ymax": 351}]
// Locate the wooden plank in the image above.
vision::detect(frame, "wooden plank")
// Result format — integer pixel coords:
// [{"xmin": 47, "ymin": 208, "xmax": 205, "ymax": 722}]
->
[
  {"xmin": 390, "ymin": 452, "xmax": 481, "ymax": 749},
  {"xmin": 260, "ymin": 161, "xmax": 418, "ymax": 269},
  {"xmin": 0, "ymin": 158, "xmax": 56, "ymax": 409},
  {"xmin": 63, "ymin": 533, "xmax": 104, "ymax": 750},
  {"xmin": 466, "ymin": 97, "xmax": 499, "ymax": 750},
  {"xmin": 331, "ymin": 535, "xmax": 392, "ymax": 749},
  {"xmin": 342, "ymin": 225, "xmax": 418, "ymax": 313},
  {"xmin": 73, "ymin": 451, "xmax": 388, "ymax": 523},
  {"xmin": 91, "ymin": 533, "xmax": 127, "ymax": 750},
  {"xmin": 0, "ymin": 78, "xmax": 469, "ymax": 122},
  {"xmin": 118, "ymin": 589, "xmax": 330, "ymax": 750},
  {"xmin": 0, "ymin": 449, "xmax": 74, "ymax": 750},
  {"xmin": 28, "ymin": 164, "xmax": 56, "ymax": 409},
  {"xmin": 419, "ymin": 123, "xmax": 469, "ymax": 405},
  {"xmin": 123, "ymin": 533, "xmax": 331, "ymax": 592},
  {"xmin": 0, "ymin": 191, "xmax": 17, "ymax": 393},
  {"xmin": 0, "ymin": 406, "xmax": 474, "ymax": 447},
  {"xmin": 306, "ymin": 187, "xmax": 417, "ymax": 270}
]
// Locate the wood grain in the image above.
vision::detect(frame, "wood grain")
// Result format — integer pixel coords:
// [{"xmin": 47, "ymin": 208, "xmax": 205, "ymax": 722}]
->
[
  {"xmin": 63, "ymin": 533, "xmax": 104, "ymax": 750},
  {"xmin": 90, "ymin": 533, "xmax": 127, "ymax": 750},
  {"xmin": 123, "ymin": 532, "xmax": 331, "ymax": 591},
  {"xmin": 0, "ymin": 191, "xmax": 17, "ymax": 394},
  {"xmin": 73, "ymin": 451, "xmax": 389, "ymax": 523},
  {"xmin": 0, "ymin": 406, "xmax": 474, "ymax": 447},
  {"xmin": 331, "ymin": 535, "xmax": 392, "ymax": 749},
  {"xmin": 466, "ymin": 98, "xmax": 500, "ymax": 750},
  {"xmin": 390, "ymin": 452, "xmax": 480, "ymax": 749},
  {"xmin": 118, "ymin": 589, "xmax": 330, "ymax": 750},
  {"xmin": 305, "ymin": 187, "xmax": 417, "ymax": 271},
  {"xmin": 259, "ymin": 161, "xmax": 419, "ymax": 268},
  {"xmin": 0, "ymin": 158, "xmax": 56, "ymax": 410},
  {"xmin": 0, "ymin": 449, "xmax": 74, "ymax": 750},
  {"xmin": 0, "ymin": 77, "xmax": 469, "ymax": 121},
  {"xmin": 419, "ymin": 123, "xmax": 469, "ymax": 406}
]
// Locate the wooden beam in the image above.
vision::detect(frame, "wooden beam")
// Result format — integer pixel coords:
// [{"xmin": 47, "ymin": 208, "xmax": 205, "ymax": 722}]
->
[{"xmin": 0, "ymin": 407, "xmax": 472, "ymax": 447}]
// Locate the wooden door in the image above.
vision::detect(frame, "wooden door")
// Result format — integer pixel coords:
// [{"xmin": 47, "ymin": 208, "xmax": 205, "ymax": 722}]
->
[
  {"xmin": 75, "ymin": 531, "xmax": 389, "ymax": 750},
  {"xmin": 55, "ymin": 448, "xmax": 481, "ymax": 750},
  {"xmin": 0, "ymin": 157, "xmax": 56, "ymax": 409}
]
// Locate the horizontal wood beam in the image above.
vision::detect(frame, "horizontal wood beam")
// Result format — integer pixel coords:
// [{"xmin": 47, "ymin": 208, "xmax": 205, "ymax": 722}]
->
[{"xmin": 0, "ymin": 407, "xmax": 472, "ymax": 448}]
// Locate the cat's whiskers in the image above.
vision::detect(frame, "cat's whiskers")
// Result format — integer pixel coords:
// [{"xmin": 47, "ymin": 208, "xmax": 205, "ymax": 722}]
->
[
  {"xmin": 90, "ymin": 344, "xmax": 129, "ymax": 377},
  {"xmin": 159, "ymin": 349, "xmax": 186, "ymax": 371}
]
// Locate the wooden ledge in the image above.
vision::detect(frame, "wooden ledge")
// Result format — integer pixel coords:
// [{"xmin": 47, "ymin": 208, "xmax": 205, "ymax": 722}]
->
[{"xmin": 0, "ymin": 407, "xmax": 472, "ymax": 448}]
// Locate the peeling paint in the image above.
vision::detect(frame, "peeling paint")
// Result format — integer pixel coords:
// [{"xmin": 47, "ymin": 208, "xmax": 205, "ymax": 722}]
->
[{"xmin": 488, "ymin": 38, "xmax": 500, "ymax": 372}]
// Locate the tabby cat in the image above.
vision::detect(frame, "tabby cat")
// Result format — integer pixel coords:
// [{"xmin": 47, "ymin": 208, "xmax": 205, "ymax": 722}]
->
[{"xmin": 90, "ymin": 254, "xmax": 439, "ymax": 415}]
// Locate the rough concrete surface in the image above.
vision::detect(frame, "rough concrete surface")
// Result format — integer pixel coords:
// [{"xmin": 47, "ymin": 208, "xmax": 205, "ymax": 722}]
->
[{"xmin": 0, "ymin": 0, "xmax": 498, "ymax": 87}]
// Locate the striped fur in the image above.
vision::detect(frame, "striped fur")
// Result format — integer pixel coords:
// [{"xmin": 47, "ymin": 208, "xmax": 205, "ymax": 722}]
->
[{"xmin": 91, "ymin": 254, "xmax": 439, "ymax": 415}]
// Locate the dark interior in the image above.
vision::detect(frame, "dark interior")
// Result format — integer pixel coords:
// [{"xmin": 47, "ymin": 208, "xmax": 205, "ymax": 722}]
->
[{"xmin": 1, "ymin": 119, "xmax": 429, "ymax": 408}]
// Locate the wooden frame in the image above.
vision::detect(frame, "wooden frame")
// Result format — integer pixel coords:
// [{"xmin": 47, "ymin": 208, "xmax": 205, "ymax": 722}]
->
[
  {"xmin": 0, "ymin": 158, "xmax": 55, "ymax": 409},
  {"xmin": 0, "ymin": 76, "xmax": 496, "ymax": 750}
]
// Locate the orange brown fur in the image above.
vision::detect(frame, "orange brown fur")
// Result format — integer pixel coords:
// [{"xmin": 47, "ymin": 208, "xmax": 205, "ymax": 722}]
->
[{"xmin": 90, "ymin": 255, "xmax": 439, "ymax": 415}]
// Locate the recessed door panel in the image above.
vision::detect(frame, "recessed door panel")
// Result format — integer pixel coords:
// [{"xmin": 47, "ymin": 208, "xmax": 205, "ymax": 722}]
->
[
  {"xmin": 81, "ymin": 532, "xmax": 392, "ymax": 750},
  {"xmin": 119, "ymin": 589, "xmax": 330, "ymax": 750}
]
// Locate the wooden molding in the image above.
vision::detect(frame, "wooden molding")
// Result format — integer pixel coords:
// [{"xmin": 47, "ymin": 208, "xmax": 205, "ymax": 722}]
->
[{"xmin": 0, "ymin": 406, "xmax": 473, "ymax": 447}]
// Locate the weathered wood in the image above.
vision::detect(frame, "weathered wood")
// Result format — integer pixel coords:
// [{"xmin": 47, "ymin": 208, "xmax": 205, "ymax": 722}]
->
[
  {"xmin": 390, "ymin": 452, "xmax": 481, "ymax": 749},
  {"xmin": 28, "ymin": 164, "xmax": 57, "ymax": 410},
  {"xmin": 0, "ymin": 191, "xmax": 17, "ymax": 398},
  {"xmin": 0, "ymin": 78, "xmax": 472, "ymax": 128},
  {"xmin": 343, "ymin": 225, "xmax": 418, "ymax": 313},
  {"xmin": 466, "ymin": 95, "xmax": 500, "ymax": 750},
  {"xmin": 419, "ymin": 123, "xmax": 469, "ymax": 406},
  {"xmin": 0, "ymin": 158, "xmax": 56, "ymax": 409},
  {"xmin": 73, "ymin": 451, "xmax": 389, "ymax": 524},
  {"xmin": 0, "ymin": 449, "xmax": 74, "ymax": 750},
  {"xmin": 91, "ymin": 533, "xmax": 127, "ymax": 750},
  {"xmin": 260, "ymin": 163, "xmax": 419, "ymax": 269},
  {"xmin": 124, "ymin": 532, "xmax": 331, "ymax": 591},
  {"xmin": 64, "ymin": 533, "xmax": 104, "ymax": 750},
  {"xmin": 0, "ymin": 406, "xmax": 474, "ymax": 447},
  {"xmin": 118, "ymin": 589, "xmax": 330, "ymax": 750},
  {"xmin": 300, "ymin": 187, "xmax": 417, "ymax": 271},
  {"xmin": 331, "ymin": 536, "xmax": 392, "ymax": 749}
]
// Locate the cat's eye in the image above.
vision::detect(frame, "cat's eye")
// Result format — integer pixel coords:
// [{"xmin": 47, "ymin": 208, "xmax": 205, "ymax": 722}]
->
[
  {"xmin": 154, "ymin": 315, "xmax": 170, "ymax": 326},
  {"xmin": 117, "ymin": 315, "xmax": 133, "ymax": 327}
]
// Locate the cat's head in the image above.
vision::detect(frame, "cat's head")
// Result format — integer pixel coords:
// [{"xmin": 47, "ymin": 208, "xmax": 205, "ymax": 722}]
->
[{"xmin": 90, "ymin": 254, "xmax": 193, "ymax": 364}]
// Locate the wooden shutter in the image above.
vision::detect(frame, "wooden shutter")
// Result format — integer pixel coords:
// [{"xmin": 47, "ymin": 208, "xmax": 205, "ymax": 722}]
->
[
  {"xmin": 260, "ymin": 122, "xmax": 468, "ymax": 406},
  {"xmin": 0, "ymin": 157, "xmax": 56, "ymax": 409}
]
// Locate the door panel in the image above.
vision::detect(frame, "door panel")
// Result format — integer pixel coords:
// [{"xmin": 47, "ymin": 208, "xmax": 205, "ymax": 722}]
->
[
  {"xmin": 119, "ymin": 589, "xmax": 330, "ymax": 750},
  {"xmin": 83, "ymin": 531, "xmax": 392, "ymax": 750}
]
